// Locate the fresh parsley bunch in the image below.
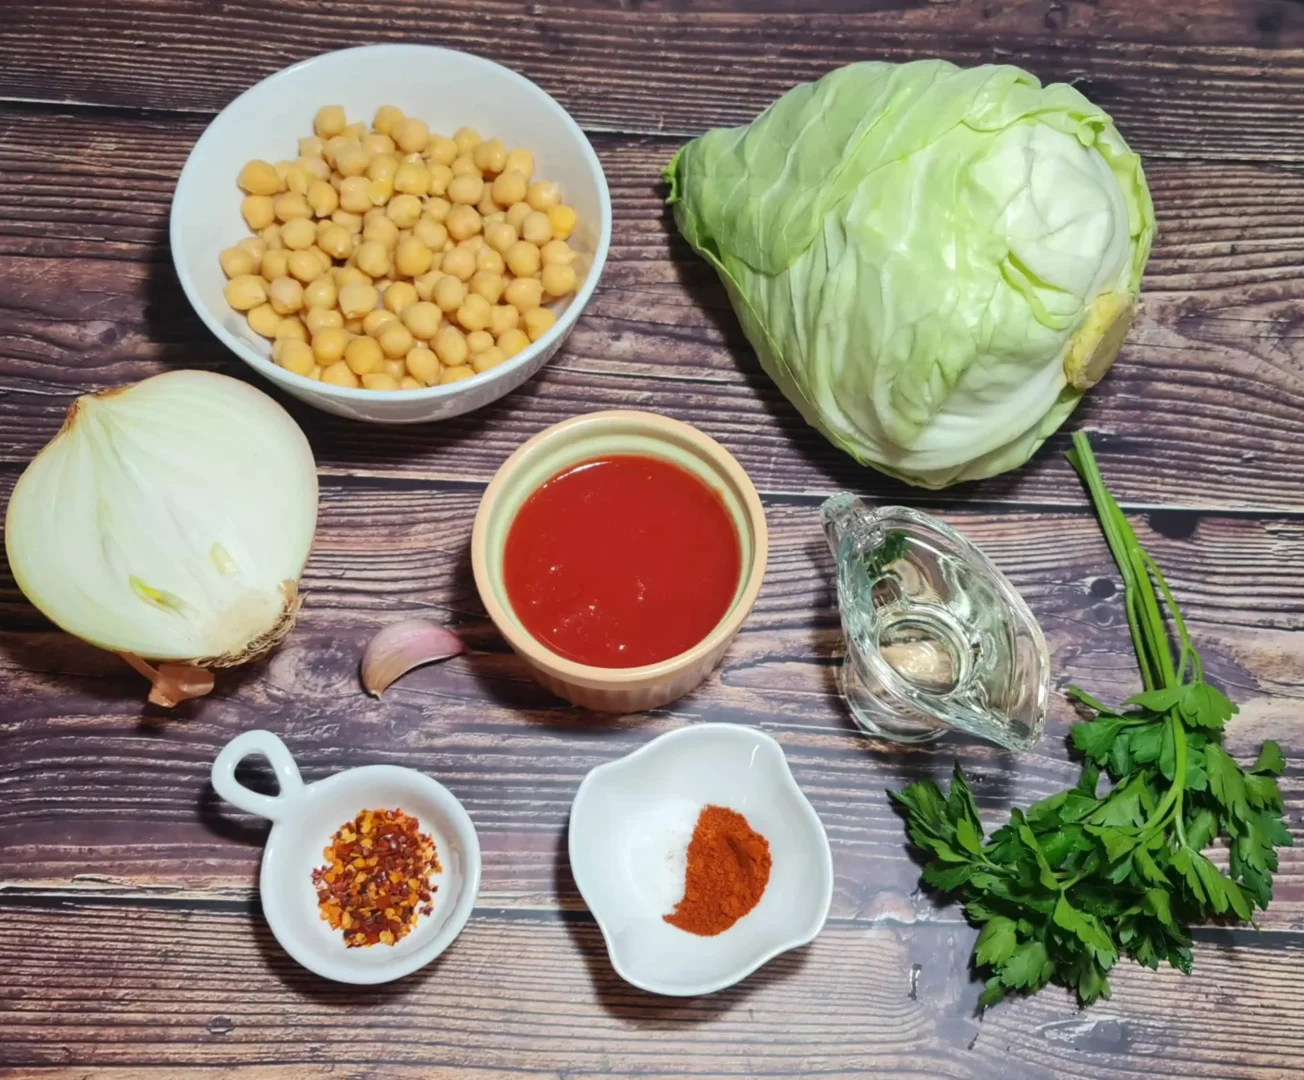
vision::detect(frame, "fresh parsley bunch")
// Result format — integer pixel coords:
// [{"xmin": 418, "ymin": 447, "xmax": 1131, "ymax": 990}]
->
[{"xmin": 890, "ymin": 432, "xmax": 1290, "ymax": 1007}]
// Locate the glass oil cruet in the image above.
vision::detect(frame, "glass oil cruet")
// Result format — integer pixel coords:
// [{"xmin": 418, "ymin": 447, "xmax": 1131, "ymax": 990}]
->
[{"xmin": 820, "ymin": 493, "xmax": 1050, "ymax": 752}]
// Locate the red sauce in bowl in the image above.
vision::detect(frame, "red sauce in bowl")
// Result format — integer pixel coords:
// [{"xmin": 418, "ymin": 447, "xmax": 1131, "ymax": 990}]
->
[{"xmin": 503, "ymin": 455, "xmax": 742, "ymax": 668}]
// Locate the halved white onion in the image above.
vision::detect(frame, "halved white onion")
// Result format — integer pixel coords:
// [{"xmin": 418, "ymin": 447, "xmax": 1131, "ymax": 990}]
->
[{"xmin": 5, "ymin": 370, "xmax": 318, "ymax": 703}]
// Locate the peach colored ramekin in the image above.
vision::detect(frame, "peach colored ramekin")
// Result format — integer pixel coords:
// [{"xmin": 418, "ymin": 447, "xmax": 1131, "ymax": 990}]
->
[{"xmin": 471, "ymin": 411, "xmax": 768, "ymax": 713}]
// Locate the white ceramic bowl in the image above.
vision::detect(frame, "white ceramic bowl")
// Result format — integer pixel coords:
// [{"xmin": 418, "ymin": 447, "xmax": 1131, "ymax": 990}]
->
[
  {"xmin": 569, "ymin": 724, "xmax": 833, "ymax": 996},
  {"xmin": 172, "ymin": 45, "xmax": 611, "ymax": 423},
  {"xmin": 211, "ymin": 730, "xmax": 481, "ymax": 984}
]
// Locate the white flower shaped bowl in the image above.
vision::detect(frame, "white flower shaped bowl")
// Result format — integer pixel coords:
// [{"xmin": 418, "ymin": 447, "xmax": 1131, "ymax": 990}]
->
[
  {"xmin": 568, "ymin": 724, "xmax": 833, "ymax": 996},
  {"xmin": 211, "ymin": 730, "xmax": 480, "ymax": 984},
  {"xmin": 171, "ymin": 44, "xmax": 611, "ymax": 423}
]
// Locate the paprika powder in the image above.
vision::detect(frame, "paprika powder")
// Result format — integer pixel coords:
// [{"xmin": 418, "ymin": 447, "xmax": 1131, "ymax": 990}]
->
[{"xmin": 664, "ymin": 805, "xmax": 772, "ymax": 936}]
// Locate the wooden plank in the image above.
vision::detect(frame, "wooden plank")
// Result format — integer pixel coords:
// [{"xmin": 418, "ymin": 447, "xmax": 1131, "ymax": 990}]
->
[
  {"xmin": 1, "ymin": 1, "xmax": 1302, "ymax": 161},
  {"xmin": 1, "ymin": 110, "xmax": 1302, "ymax": 511},
  {"xmin": 0, "ymin": 899, "xmax": 1300, "ymax": 1079},
  {"xmin": 3, "ymin": 484, "xmax": 1300, "ymax": 928}
]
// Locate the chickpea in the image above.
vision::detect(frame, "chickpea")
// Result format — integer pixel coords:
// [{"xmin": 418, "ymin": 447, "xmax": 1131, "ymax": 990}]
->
[
  {"xmin": 476, "ymin": 191, "xmax": 500, "ymax": 218},
  {"xmin": 393, "ymin": 117, "xmax": 430, "ymax": 154},
  {"xmin": 505, "ymin": 239, "xmax": 541, "ymax": 278},
  {"xmin": 405, "ymin": 345, "xmax": 440, "ymax": 385},
  {"xmin": 312, "ymin": 326, "xmax": 349, "ymax": 365},
  {"xmin": 456, "ymin": 293, "xmax": 492, "ymax": 332},
  {"xmin": 445, "ymin": 205, "xmax": 482, "ymax": 242},
  {"xmin": 288, "ymin": 249, "xmax": 324, "ymax": 284},
  {"xmin": 224, "ymin": 274, "xmax": 267, "ymax": 311},
  {"xmin": 283, "ymin": 164, "xmax": 311, "ymax": 197},
  {"xmin": 453, "ymin": 127, "xmax": 482, "ymax": 155},
  {"xmin": 490, "ymin": 303, "xmax": 520, "ymax": 337},
  {"xmin": 299, "ymin": 135, "xmax": 325, "ymax": 158},
  {"xmin": 363, "ymin": 215, "xmax": 400, "ymax": 250},
  {"xmin": 424, "ymin": 196, "xmax": 452, "ymax": 224},
  {"xmin": 440, "ymin": 246, "xmax": 476, "ymax": 282},
  {"xmin": 378, "ymin": 359, "xmax": 405, "ymax": 382},
  {"xmin": 427, "ymin": 163, "xmax": 453, "ymax": 197},
  {"xmin": 339, "ymin": 176, "xmax": 373, "ymax": 213},
  {"xmin": 237, "ymin": 159, "xmax": 283, "ymax": 196},
  {"xmin": 322, "ymin": 360, "xmax": 360, "ymax": 388},
  {"xmin": 491, "ymin": 169, "xmax": 527, "ymax": 208},
  {"xmin": 485, "ymin": 221, "xmax": 517, "ymax": 254},
  {"xmin": 548, "ymin": 204, "xmax": 578, "ymax": 242},
  {"xmin": 344, "ymin": 121, "xmax": 368, "ymax": 140},
  {"xmin": 505, "ymin": 276, "xmax": 544, "ymax": 313},
  {"xmin": 319, "ymin": 223, "xmax": 353, "ymax": 259},
  {"xmin": 399, "ymin": 376, "xmax": 424, "ymax": 390},
  {"xmin": 367, "ymin": 153, "xmax": 399, "ymax": 184},
  {"xmin": 472, "ymin": 138, "xmax": 507, "ymax": 176},
  {"xmin": 339, "ymin": 282, "xmax": 380, "ymax": 318},
  {"xmin": 261, "ymin": 223, "xmax": 284, "ymax": 248},
  {"xmin": 332, "ymin": 209, "xmax": 364, "ymax": 233},
  {"xmin": 298, "ymin": 154, "xmax": 332, "ymax": 181},
  {"xmin": 414, "ymin": 271, "xmax": 443, "ymax": 301},
  {"xmin": 314, "ymin": 105, "xmax": 347, "ymax": 138},
  {"xmin": 395, "ymin": 236, "xmax": 434, "ymax": 277},
  {"xmin": 440, "ymin": 364, "xmax": 475, "ymax": 385},
  {"xmin": 309, "ymin": 365, "xmax": 325, "ymax": 383},
  {"xmin": 304, "ymin": 306, "xmax": 344, "ymax": 334},
  {"xmin": 335, "ymin": 266, "xmax": 372, "ymax": 289},
  {"xmin": 344, "ymin": 335, "xmax": 385, "ymax": 376},
  {"xmin": 471, "ymin": 345, "xmax": 507, "ymax": 374},
  {"xmin": 354, "ymin": 239, "xmax": 392, "ymax": 279},
  {"xmin": 275, "ymin": 316, "xmax": 308, "ymax": 342},
  {"xmin": 274, "ymin": 338, "xmax": 316, "ymax": 376},
  {"xmin": 246, "ymin": 302, "xmax": 281, "ymax": 337},
  {"xmin": 541, "ymin": 262, "xmax": 578, "ymax": 298},
  {"xmin": 540, "ymin": 239, "xmax": 576, "ymax": 267},
  {"xmin": 451, "ymin": 153, "xmax": 479, "ymax": 178},
  {"xmin": 362, "ymin": 372, "xmax": 401, "ymax": 391},
  {"xmin": 237, "ymin": 235, "xmax": 268, "ymax": 261},
  {"xmin": 394, "ymin": 160, "xmax": 431, "ymax": 197},
  {"xmin": 521, "ymin": 210, "xmax": 553, "ymax": 246},
  {"xmin": 362, "ymin": 132, "xmax": 395, "ymax": 157},
  {"xmin": 497, "ymin": 327, "xmax": 530, "ymax": 358},
  {"xmin": 448, "ymin": 173, "xmax": 484, "ymax": 207},
  {"xmin": 344, "ymin": 317, "xmax": 365, "ymax": 334},
  {"xmin": 433, "ymin": 325, "xmax": 469, "ymax": 367},
  {"xmin": 261, "ymin": 248, "xmax": 291, "ymax": 279},
  {"xmin": 526, "ymin": 180, "xmax": 562, "ymax": 212},
  {"xmin": 433, "ymin": 275, "xmax": 467, "ymax": 314},
  {"xmin": 413, "ymin": 218, "xmax": 448, "ymax": 251},
  {"xmin": 503, "ymin": 148, "xmax": 534, "ymax": 180},
  {"xmin": 362, "ymin": 309, "xmax": 398, "ymax": 335},
  {"xmin": 242, "ymin": 194, "xmax": 276, "ymax": 230},
  {"xmin": 219, "ymin": 246, "xmax": 256, "ymax": 278},
  {"xmin": 274, "ymin": 192, "xmax": 312, "ymax": 223},
  {"xmin": 374, "ymin": 105, "xmax": 404, "ymax": 135},
  {"xmin": 280, "ymin": 217, "xmax": 317, "ymax": 250},
  {"xmin": 300, "ymin": 177, "xmax": 332, "ymax": 213},
  {"xmin": 426, "ymin": 135, "xmax": 458, "ymax": 167},
  {"xmin": 476, "ymin": 247, "xmax": 506, "ymax": 276},
  {"xmin": 378, "ymin": 322, "xmax": 415, "ymax": 359},
  {"xmin": 323, "ymin": 134, "xmax": 355, "ymax": 167},
  {"xmin": 384, "ymin": 280, "xmax": 420, "ymax": 315},
  {"xmin": 506, "ymin": 201, "xmax": 533, "ymax": 231},
  {"xmin": 268, "ymin": 276, "xmax": 304, "ymax": 315},
  {"xmin": 469, "ymin": 270, "xmax": 505, "ymax": 305},
  {"xmin": 386, "ymin": 194, "xmax": 423, "ymax": 229},
  {"xmin": 524, "ymin": 306, "xmax": 557, "ymax": 342},
  {"xmin": 466, "ymin": 329, "xmax": 495, "ymax": 354}
]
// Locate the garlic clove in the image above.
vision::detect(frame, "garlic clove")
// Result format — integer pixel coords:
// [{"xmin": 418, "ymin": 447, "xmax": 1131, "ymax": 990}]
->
[
  {"xmin": 119, "ymin": 652, "xmax": 217, "ymax": 707},
  {"xmin": 361, "ymin": 619, "xmax": 465, "ymax": 697}
]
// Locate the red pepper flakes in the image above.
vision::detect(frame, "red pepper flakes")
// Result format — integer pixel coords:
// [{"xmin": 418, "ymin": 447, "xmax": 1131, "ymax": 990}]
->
[{"xmin": 312, "ymin": 808, "xmax": 441, "ymax": 948}]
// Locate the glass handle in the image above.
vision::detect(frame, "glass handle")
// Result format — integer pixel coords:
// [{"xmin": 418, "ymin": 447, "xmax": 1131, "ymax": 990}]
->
[{"xmin": 820, "ymin": 492, "xmax": 872, "ymax": 559}]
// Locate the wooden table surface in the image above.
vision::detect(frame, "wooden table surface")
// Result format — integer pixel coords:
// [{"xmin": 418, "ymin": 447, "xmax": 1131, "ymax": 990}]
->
[{"xmin": 2, "ymin": 2, "xmax": 1303, "ymax": 1077}]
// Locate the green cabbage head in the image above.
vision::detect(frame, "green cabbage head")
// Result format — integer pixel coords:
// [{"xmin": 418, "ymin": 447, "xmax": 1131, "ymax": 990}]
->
[{"xmin": 666, "ymin": 60, "xmax": 1155, "ymax": 487}]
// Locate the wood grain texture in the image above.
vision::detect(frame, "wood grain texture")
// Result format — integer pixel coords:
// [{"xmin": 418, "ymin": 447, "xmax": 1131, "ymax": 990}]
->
[
  {"xmin": 1, "ymin": 900, "xmax": 1302, "ymax": 1080},
  {"xmin": 3, "ymin": 487, "xmax": 1301, "ymax": 929},
  {"xmin": 1, "ymin": 108, "xmax": 1303, "ymax": 511},
  {"xmin": 1, "ymin": 0, "xmax": 1302, "ymax": 161}
]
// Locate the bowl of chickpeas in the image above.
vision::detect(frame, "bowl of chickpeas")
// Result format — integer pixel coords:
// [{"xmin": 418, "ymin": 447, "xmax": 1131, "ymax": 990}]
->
[{"xmin": 171, "ymin": 44, "xmax": 611, "ymax": 422}]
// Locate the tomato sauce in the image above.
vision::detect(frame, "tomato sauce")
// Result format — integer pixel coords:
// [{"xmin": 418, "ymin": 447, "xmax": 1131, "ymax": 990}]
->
[{"xmin": 503, "ymin": 455, "xmax": 742, "ymax": 668}]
